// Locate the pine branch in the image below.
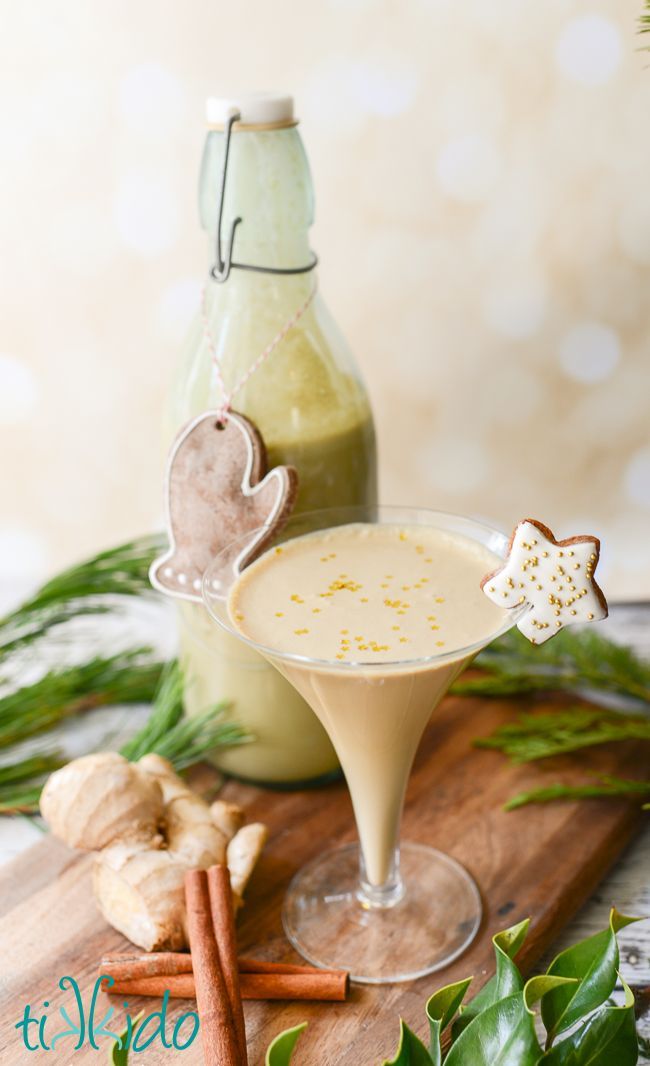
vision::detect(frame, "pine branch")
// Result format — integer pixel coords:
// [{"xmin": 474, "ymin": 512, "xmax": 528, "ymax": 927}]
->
[
  {"xmin": 0, "ymin": 662, "xmax": 248, "ymax": 814},
  {"xmin": 505, "ymin": 776, "xmax": 650, "ymax": 810},
  {"xmin": 0, "ymin": 754, "xmax": 65, "ymax": 813},
  {"xmin": 455, "ymin": 627, "xmax": 650, "ymax": 706},
  {"xmin": 120, "ymin": 661, "xmax": 249, "ymax": 769},
  {"xmin": 0, "ymin": 535, "xmax": 162, "ymax": 658},
  {"xmin": 475, "ymin": 706, "xmax": 650, "ymax": 762},
  {"xmin": 0, "ymin": 650, "xmax": 165, "ymax": 750}
]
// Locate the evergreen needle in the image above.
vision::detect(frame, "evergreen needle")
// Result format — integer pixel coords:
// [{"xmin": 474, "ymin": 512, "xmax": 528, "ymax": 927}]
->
[
  {"xmin": 0, "ymin": 650, "xmax": 165, "ymax": 750},
  {"xmin": 454, "ymin": 627, "xmax": 650, "ymax": 706},
  {"xmin": 120, "ymin": 661, "xmax": 249, "ymax": 770},
  {"xmin": 0, "ymin": 754, "xmax": 65, "ymax": 813},
  {"xmin": 0, "ymin": 661, "xmax": 248, "ymax": 814},
  {"xmin": 505, "ymin": 776, "xmax": 650, "ymax": 810},
  {"xmin": 0, "ymin": 535, "xmax": 161, "ymax": 658},
  {"xmin": 475, "ymin": 706, "xmax": 650, "ymax": 762}
]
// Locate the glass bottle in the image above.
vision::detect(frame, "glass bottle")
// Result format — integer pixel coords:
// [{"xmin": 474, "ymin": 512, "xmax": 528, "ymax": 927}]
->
[{"xmin": 165, "ymin": 93, "xmax": 377, "ymax": 785}]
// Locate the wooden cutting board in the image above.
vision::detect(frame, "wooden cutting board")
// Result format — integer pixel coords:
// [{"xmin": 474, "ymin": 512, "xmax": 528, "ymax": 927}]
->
[{"xmin": 0, "ymin": 690, "xmax": 647, "ymax": 1065}]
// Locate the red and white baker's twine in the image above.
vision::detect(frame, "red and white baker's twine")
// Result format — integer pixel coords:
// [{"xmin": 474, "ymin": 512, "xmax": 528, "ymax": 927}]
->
[{"xmin": 200, "ymin": 279, "xmax": 318, "ymax": 422}]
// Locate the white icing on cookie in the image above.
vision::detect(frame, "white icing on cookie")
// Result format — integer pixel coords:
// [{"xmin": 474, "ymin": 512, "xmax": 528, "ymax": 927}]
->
[{"xmin": 482, "ymin": 519, "xmax": 608, "ymax": 645}]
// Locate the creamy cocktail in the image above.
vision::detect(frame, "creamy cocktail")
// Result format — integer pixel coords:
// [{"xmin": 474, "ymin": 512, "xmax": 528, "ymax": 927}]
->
[
  {"xmin": 228, "ymin": 523, "xmax": 507, "ymax": 887},
  {"xmin": 203, "ymin": 507, "xmax": 525, "ymax": 982}
]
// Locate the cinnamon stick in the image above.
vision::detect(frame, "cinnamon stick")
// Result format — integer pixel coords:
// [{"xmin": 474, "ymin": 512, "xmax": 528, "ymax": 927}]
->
[
  {"xmin": 101, "ymin": 952, "xmax": 193, "ymax": 981},
  {"xmin": 107, "ymin": 970, "xmax": 349, "ymax": 1002},
  {"xmin": 101, "ymin": 951, "xmax": 340, "ymax": 983},
  {"xmin": 207, "ymin": 865, "xmax": 248, "ymax": 1066},
  {"xmin": 184, "ymin": 868, "xmax": 241, "ymax": 1066},
  {"xmin": 238, "ymin": 957, "xmax": 333, "ymax": 977}
]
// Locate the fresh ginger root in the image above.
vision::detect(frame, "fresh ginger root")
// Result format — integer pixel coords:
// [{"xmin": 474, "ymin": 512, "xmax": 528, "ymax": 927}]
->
[{"xmin": 40, "ymin": 752, "xmax": 267, "ymax": 952}]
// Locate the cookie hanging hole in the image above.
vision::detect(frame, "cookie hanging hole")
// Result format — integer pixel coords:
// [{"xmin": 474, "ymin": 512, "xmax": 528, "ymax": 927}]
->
[{"xmin": 215, "ymin": 419, "xmax": 226, "ymax": 431}]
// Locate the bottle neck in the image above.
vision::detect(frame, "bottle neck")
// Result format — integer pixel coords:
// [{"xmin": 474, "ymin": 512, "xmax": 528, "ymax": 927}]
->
[{"xmin": 199, "ymin": 125, "xmax": 314, "ymax": 274}]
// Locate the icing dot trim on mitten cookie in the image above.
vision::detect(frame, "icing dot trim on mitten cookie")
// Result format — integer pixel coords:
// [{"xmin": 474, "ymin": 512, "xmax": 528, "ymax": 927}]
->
[{"xmin": 481, "ymin": 518, "xmax": 608, "ymax": 645}]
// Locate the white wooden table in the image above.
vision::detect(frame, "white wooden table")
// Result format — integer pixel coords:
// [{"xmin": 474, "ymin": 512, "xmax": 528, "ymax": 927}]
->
[{"xmin": 0, "ymin": 595, "xmax": 648, "ymax": 1040}]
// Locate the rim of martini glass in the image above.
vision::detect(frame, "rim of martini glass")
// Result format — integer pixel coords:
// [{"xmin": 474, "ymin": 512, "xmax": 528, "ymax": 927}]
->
[{"xmin": 202, "ymin": 504, "xmax": 529, "ymax": 670}]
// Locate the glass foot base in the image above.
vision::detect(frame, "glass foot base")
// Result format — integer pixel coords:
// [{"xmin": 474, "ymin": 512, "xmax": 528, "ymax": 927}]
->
[{"xmin": 282, "ymin": 842, "xmax": 481, "ymax": 984}]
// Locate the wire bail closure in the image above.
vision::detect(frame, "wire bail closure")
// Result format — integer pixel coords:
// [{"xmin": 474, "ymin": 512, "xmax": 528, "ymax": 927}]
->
[{"xmin": 210, "ymin": 110, "xmax": 318, "ymax": 284}]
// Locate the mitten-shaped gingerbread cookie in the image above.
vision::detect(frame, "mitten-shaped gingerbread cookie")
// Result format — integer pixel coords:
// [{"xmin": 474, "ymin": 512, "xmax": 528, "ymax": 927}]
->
[{"xmin": 151, "ymin": 411, "xmax": 298, "ymax": 601}]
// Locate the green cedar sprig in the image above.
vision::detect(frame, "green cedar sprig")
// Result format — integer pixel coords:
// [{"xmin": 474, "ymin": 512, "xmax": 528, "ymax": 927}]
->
[
  {"xmin": 462, "ymin": 629, "xmax": 650, "ymax": 811},
  {"xmin": 474, "ymin": 706, "xmax": 650, "ymax": 763},
  {"xmin": 505, "ymin": 776, "xmax": 650, "ymax": 811},
  {"xmin": 456, "ymin": 627, "xmax": 650, "ymax": 706}
]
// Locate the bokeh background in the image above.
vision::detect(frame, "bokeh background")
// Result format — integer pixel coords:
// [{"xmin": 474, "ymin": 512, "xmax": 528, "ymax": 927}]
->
[{"xmin": 1, "ymin": 0, "xmax": 649, "ymax": 598}]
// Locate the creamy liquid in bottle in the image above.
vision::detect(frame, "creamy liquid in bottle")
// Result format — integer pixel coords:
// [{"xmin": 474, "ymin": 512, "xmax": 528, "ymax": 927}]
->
[
  {"xmin": 167, "ymin": 95, "xmax": 377, "ymax": 784},
  {"xmin": 229, "ymin": 523, "xmax": 508, "ymax": 885}
]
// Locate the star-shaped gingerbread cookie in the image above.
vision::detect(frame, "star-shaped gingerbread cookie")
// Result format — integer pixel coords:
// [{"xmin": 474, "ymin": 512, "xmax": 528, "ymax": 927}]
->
[
  {"xmin": 481, "ymin": 519, "xmax": 608, "ymax": 644},
  {"xmin": 150, "ymin": 411, "xmax": 298, "ymax": 602}
]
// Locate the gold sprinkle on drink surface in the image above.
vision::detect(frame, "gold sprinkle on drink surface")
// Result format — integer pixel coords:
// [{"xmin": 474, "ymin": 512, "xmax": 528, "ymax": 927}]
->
[{"xmin": 228, "ymin": 522, "xmax": 509, "ymax": 664}]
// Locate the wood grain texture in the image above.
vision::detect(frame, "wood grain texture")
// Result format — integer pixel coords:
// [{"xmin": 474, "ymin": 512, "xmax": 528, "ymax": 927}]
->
[{"xmin": 0, "ymin": 691, "xmax": 647, "ymax": 1064}]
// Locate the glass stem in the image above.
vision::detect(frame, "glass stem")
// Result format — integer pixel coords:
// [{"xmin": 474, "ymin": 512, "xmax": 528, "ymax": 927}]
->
[{"xmin": 358, "ymin": 841, "xmax": 405, "ymax": 909}]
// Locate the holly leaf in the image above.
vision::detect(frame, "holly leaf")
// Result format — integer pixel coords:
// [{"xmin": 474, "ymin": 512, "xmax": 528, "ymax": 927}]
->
[
  {"xmin": 425, "ymin": 978, "xmax": 472, "ymax": 1065},
  {"xmin": 445, "ymin": 975, "xmax": 575, "ymax": 1066},
  {"xmin": 382, "ymin": 1020, "xmax": 435, "ymax": 1065},
  {"xmin": 541, "ymin": 908, "xmax": 641, "ymax": 1044},
  {"xmin": 265, "ymin": 1023, "xmax": 308, "ymax": 1065},
  {"xmin": 539, "ymin": 978, "xmax": 638, "ymax": 1064},
  {"xmin": 108, "ymin": 1011, "xmax": 143, "ymax": 1065},
  {"xmin": 453, "ymin": 918, "xmax": 529, "ymax": 1037}
]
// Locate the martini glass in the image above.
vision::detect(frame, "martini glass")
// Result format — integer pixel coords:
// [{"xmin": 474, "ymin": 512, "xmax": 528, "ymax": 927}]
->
[{"xmin": 203, "ymin": 506, "xmax": 526, "ymax": 983}]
